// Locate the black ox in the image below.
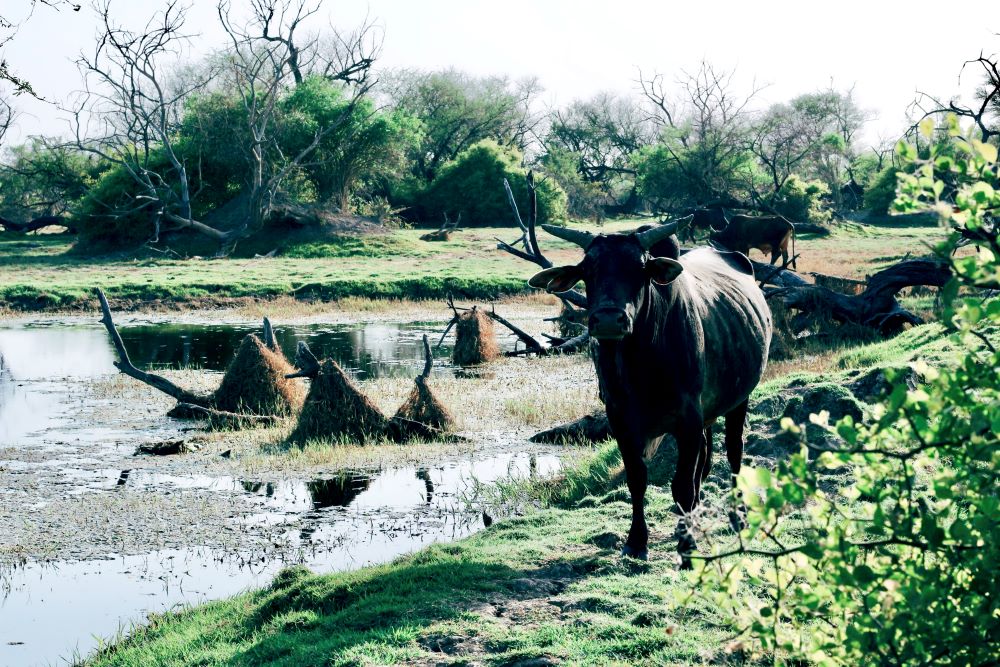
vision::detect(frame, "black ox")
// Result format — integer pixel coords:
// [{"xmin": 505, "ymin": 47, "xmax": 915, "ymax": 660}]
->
[{"xmin": 529, "ymin": 220, "xmax": 771, "ymax": 566}]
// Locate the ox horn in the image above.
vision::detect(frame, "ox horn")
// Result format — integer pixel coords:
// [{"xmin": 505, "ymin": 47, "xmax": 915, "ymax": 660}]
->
[
  {"xmin": 635, "ymin": 214, "xmax": 693, "ymax": 250},
  {"xmin": 541, "ymin": 224, "xmax": 596, "ymax": 249}
]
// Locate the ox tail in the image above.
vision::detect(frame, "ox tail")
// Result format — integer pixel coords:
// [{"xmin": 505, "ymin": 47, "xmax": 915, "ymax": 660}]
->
[{"xmin": 791, "ymin": 226, "xmax": 797, "ymax": 271}]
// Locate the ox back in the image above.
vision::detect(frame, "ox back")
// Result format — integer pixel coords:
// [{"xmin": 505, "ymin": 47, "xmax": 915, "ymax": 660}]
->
[{"xmin": 711, "ymin": 214, "xmax": 796, "ymax": 268}]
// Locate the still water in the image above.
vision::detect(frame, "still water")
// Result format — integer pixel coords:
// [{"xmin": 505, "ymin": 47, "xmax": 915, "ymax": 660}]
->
[{"xmin": 0, "ymin": 320, "xmax": 551, "ymax": 666}]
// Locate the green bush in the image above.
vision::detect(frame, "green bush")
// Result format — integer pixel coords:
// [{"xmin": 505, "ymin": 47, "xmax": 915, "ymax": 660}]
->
[
  {"xmin": 688, "ymin": 118, "xmax": 1000, "ymax": 665},
  {"xmin": 864, "ymin": 166, "xmax": 900, "ymax": 215},
  {"xmin": 74, "ymin": 159, "xmax": 164, "ymax": 250},
  {"xmin": 772, "ymin": 174, "xmax": 832, "ymax": 225},
  {"xmin": 537, "ymin": 147, "xmax": 605, "ymax": 220},
  {"xmin": 418, "ymin": 140, "xmax": 567, "ymax": 226}
]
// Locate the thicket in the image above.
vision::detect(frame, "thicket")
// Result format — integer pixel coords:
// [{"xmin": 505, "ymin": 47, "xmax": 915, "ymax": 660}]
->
[
  {"xmin": 687, "ymin": 117, "xmax": 1000, "ymax": 665},
  {"xmin": 417, "ymin": 141, "xmax": 567, "ymax": 226}
]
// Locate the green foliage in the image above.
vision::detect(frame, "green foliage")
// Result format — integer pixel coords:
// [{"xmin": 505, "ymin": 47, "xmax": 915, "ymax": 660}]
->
[
  {"xmin": 772, "ymin": 175, "xmax": 832, "ymax": 225},
  {"xmin": 419, "ymin": 140, "xmax": 567, "ymax": 226},
  {"xmin": 634, "ymin": 140, "xmax": 754, "ymax": 212},
  {"xmin": 388, "ymin": 69, "xmax": 538, "ymax": 184},
  {"xmin": 538, "ymin": 147, "xmax": 606, "ymax": 220},
  {"xmin": 864, "ymin": 166, "xmax": 901, "ymax": 214},
  {"xmin": 689, "ymin": 117, "xmax": 1000, "ymax": 665},
  {"xmin": 75, "ymin": 153, "xmax": 172, "ymax": 249},
  {"xmin": 279, "ymin": 77, "xmax": 422, "ymax": 209},
  {"xmin": 0, "ymin": 139, "xmax": 106, "ymax": 220}
]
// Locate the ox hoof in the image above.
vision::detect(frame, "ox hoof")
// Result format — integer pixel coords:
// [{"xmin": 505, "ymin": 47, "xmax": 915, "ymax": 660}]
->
[{"xmin": 621, "ymin": 544, "xmax": 648, "ymax": 561}]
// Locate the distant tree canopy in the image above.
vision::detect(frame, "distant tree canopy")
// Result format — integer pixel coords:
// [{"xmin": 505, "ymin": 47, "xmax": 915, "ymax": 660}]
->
[
  {"xmin": 385, "ymin": 69, "xmax": 542, "ymax": 184},
  {"xmin": 418, "ymin": 140, "xmax": 567, "ymax": 227},
  {"xmin": 5, "ymin": 1, "xmax": 998, "ymax": 252}
]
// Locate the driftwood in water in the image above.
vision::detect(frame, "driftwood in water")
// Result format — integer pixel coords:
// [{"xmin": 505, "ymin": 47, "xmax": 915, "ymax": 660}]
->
[
  {"xmin": 98, "ymin": 288, "xmax": 301, "ymax": 424},
  {"xmin": 97, "ymin": 288, "xmax": 214, "ymax": 407},
  {"xmin": 531, "ymin": 411, "xmax": 612, "ymax": 444},
  {"xmin": 0, "ymin": 215, "xmax": 76, "ymax": 234}
]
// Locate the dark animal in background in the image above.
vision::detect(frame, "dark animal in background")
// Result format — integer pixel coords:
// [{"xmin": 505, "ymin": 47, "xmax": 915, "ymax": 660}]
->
[
  {"xmin": 529, "ymin": 220, "xmax": 772, "ymax": 567},
  {"xmin": 710, "ymin": 214, "xmax": 796, "ymax": 269},
  {"xmin": 679, "ymin": 207, "xmax": 728, "ymax": 244}
]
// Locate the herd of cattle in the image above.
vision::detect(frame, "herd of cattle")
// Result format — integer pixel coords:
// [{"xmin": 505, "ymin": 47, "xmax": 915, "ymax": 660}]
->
[{"xmin": 528, "ymin": 211, "xmax": 790, "ymax": 567}]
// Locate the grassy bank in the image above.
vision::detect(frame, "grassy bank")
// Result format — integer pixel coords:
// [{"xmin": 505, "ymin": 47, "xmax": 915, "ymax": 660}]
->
[
  {"xmin": 80, "ymin": 322, "xmax": 972, "ymax": 666},
  {"xmin": 0, "ymin": 219, "xmax": 944, "ymax": 312}
]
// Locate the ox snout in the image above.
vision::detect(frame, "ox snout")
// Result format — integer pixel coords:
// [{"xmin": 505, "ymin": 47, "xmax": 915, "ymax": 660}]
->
[{"xmin": 589, "ymin": 308, "xmax": 633, "ymax": 340}]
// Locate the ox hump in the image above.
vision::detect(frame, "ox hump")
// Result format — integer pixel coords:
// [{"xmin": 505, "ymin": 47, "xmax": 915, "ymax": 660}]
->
[{"xmin": 715, "ymin": 249, "xmax": 754, "ymax": 276}]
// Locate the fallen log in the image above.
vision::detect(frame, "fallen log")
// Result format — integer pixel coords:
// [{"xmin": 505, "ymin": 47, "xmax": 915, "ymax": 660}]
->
[
  {"xmin": 0, "ymin": 214, "xmax": 76, "ymax": 234},
  {"xmin": 167, "ymin": 403, "xmax": 282, "ymax": 428},
  {"xmin": 97, "ymin": 288, "xmax": 214, "ymax": 407},
  {"xmin": 767, "ymin": 258, "xmax": 951, "ymax": 335},
  {"xmin": 531, "ymin": 411, "xmax": 611, "ymax": 444}
]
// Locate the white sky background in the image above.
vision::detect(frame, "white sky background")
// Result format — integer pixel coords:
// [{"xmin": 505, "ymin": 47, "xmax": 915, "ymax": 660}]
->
[{"xmin": 3, "ymin": 0, "xmax": 999, "ymax": 146}]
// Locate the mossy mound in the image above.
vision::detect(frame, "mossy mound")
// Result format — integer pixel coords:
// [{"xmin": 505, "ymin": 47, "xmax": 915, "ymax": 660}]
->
[
  {"xmin": 213, "ymin": 334, "xmax": 303, "ymax": 415},
  {"xmin": 453, "ymin": 309, "xmax": 500, "ymax": 366},
  {"xmin": 393, "ymin": 377, "xmax": 456, "ymax": 431},
  {"xmin": 289, "ymin": 359, "xmax": 389, "ymax": 444}
]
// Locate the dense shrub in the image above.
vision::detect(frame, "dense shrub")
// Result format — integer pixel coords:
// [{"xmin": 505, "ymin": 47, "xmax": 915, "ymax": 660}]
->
[
  {"xmin": 418, "ymin": 140, "xmax": 567, "ymax": 226},
  {"xmin": 772, "ymin": 174, "xmax": 832, "ymax": 225},
  {"xmin": 537, "ymin": 147, "xmax": 605, "ymax": 220},
  {"xmin": 864, "ymin": 166, "xmax": 900, "ymax": 215}
]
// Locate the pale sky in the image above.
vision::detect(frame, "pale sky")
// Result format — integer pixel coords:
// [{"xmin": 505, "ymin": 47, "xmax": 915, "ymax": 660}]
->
[{"xmin": 2, "ymin": 0, "xmax": 999, "ymax": 146}]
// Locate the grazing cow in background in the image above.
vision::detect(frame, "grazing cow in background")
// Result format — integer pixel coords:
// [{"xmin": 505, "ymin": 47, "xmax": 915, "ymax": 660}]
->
[
  {"xmin": 710, "ymin": 214, "xmax": 796, "ymax": 269},
  {"xmin": 528, "ymin": 220, "xmax": 771, "ymax": 567}
]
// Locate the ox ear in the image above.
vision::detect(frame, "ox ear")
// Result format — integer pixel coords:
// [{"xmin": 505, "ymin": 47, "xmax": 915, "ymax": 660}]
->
[
  {"xmin": 646, "ymin": 257, "xmax": 684, "ymax": 285},
  {"xmin": 528, "ymin": 265, "xmax": 583, "ymax": 293}
]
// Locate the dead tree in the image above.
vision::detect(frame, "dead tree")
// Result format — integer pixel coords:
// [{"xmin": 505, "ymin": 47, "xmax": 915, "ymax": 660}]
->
[
  {"xmin": 97, "ymin": 288, "xmax": 214, "ymax": 407},
  {"xmin": 98, "ymin": 288, "xmax": 303, "ymax": 420},
  {"xmin": 495, "ymin": 172, "xmax": 587, "ymax": 310},
  {"xmin": 69, "ymin": 2, "xmax": 226, "ymax": 246},
  {"xmin": 763, "ymin": 258, "xmax": 952, "ymax": 335},
  {"xmin": 217, "ymin": 0, "xmax": 378, "ymax": 245},
  {"xmin": 0, "ymin": 215, "xmax": 76, "ymax": 234},
  {"xmin": 420, "ymin": 212, "xmax": 461, "ymax": 241}
]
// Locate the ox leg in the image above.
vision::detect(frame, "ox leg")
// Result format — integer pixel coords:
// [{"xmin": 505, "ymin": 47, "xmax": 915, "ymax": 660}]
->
[
  {"xmin": 770, "ymin": 247, "xmax": 781, "ymax": 265},
  {"xmin": 620, "ymin": 443, "xmax": 649, "ymax": 560},
  {"xmin": 725, "ymin": 400, "xmax": 750, "ymax": 530},
  {"xmin": 671, "ymin": 425, "xmax": 704, "ymax": 570},
  {"xmin": 700, "ymin": 424, "xmax": 713, "ymax": 486}
]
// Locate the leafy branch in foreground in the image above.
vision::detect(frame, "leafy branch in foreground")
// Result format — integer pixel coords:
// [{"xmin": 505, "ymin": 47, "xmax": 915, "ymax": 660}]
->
[{"xmin": 682, "ymin": 115, "xmax": 1000, "ymax": 666}]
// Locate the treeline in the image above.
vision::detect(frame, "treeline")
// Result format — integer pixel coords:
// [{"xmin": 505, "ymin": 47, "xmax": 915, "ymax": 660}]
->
[{"xmin": 0, "ymin": 1, "xmax": 995, "ymax": 253}]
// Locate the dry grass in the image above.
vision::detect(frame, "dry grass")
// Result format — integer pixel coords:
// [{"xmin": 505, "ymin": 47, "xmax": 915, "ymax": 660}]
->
[
  {"xmin": 213, "ymin": 334, "xmax": 304, "ymax": 415},
  {"xmin": 393, "ymin": 378, "xmax": 456, "ymax": 431},
  {"xmin": 288, "ymin": 359, "xmax": 389, "ymax": 444},
  {"xmin": 453, "ymin": 308, "xmax": 501, "ymax": 366}
]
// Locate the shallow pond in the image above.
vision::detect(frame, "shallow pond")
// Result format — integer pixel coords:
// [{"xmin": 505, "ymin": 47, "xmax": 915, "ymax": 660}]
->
[{"xmin": 0, "ymin": 320, "xmax": 561, "ymax": 666}]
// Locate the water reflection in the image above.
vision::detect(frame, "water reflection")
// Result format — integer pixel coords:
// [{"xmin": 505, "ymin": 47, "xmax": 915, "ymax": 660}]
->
[
  {"xmin": 0, "ymin": 452, "xmax": 563, "ymax": 667},
  {"xmin": 0, "ymin": 319, "xmax": 523, "ymax": 384}
]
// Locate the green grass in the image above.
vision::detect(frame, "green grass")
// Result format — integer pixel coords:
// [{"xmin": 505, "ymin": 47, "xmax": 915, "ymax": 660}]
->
[
  {"xmin": 77, "ymin": 319, "xmax": 987, "ymax": 666},
  {"xmin": 0, "ymin": 217, "xmax": 948, "ymax": 311},
  {"xmin": 84, "ymin": 491, "xmax": 737, "ymax": 667}
]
